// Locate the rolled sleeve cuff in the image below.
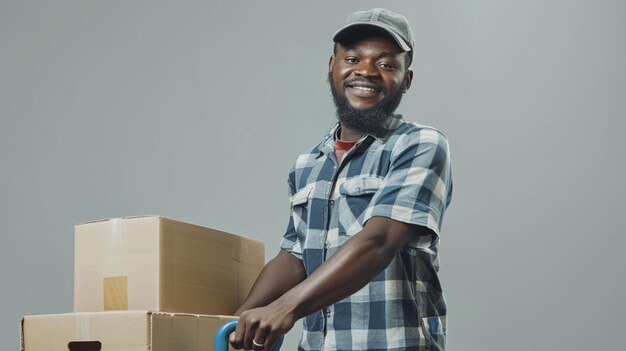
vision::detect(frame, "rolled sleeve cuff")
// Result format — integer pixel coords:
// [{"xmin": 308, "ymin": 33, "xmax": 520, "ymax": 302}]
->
[
  {"xmin": 280, "ymin": 236, "xmax": 303, "ymax": 260},
  {"xmin": 363, "ymin": 202, "xmax": 442, "ymax": 237}
]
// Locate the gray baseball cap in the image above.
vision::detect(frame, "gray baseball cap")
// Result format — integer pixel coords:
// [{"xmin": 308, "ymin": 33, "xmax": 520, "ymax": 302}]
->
[{"xmin": 332, "ymin": 8, "xmax": 415, "ymax": 53}]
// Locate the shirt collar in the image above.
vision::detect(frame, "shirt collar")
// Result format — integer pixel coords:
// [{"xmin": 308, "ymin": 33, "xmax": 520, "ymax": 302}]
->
[{"xmin": 317, "ymin": 114, "xmax": 405, "ymax": 158}]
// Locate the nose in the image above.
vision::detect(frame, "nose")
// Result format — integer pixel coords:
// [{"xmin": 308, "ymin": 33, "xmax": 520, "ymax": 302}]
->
[{"xmin": 354, "ymin": 60, "xmax": 379, "ymax": 78}]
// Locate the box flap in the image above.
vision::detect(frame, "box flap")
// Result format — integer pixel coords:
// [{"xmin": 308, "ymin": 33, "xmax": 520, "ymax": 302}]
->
[
  {"xmin": 75, "ymin": 215, "xmax": 162, "ymax": 227},
  {"xmin": 74, "ymin": 217, "xmax": 161, "ymax": 312}
]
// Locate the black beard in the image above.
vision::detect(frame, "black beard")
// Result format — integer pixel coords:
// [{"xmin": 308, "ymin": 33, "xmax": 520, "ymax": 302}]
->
[{"xmin": 328, "ymin": 72, "xmax": 404, "ymax": 135}]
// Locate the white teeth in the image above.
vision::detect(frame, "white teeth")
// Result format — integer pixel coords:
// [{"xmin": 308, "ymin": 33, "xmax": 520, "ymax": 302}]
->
[{"xmin": 351, "ymin": 86, "xmax": 377, "ymax": 92}]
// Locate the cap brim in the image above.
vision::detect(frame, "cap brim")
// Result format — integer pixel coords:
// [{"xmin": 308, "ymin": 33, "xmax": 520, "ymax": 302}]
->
[{"xmin": 332, "ymin": 23, "xmax": 411, "ymax": 52}]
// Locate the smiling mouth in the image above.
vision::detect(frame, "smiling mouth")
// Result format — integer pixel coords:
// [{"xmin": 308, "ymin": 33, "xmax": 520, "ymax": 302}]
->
[
  {"xmin": 344, "ymin": 79, "xmax": 384, "ymax": 96},
  {"xmin": 346, "ymin": 85, "xmax": 383, "ymax": 100},
  {"xmin": 346, "ymin": 82, "xmax": 383, "ymax": 96},
  {"xmin": 349, "ymin": 86, "xmax": 379, "ymax": 93}
]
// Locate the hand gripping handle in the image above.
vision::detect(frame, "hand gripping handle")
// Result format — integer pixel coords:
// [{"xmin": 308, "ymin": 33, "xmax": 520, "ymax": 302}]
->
[{"xmin": 214, "ymin": 320, "xmax": 283, "ymax": 351}]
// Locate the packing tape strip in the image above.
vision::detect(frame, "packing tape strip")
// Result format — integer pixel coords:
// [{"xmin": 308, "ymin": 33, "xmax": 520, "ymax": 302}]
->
[
  {"xmin": 103, "ymin": 218, "xmax": 122, "ymax": 280},
  {"xmin": 103, "ymin": 218, "xmax": 127, "ymax": 310},
  {"xmin": 111, "ymin": 217, "xmax": 122, "ymax": 247},
  {"xmin": 76, "ymin": 314, "xmax": 90, "ymax": 340}
]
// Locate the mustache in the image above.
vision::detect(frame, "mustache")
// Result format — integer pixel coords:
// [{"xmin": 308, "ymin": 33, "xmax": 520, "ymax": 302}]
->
[{"xmin": 342, "ymin": 77, "xmax": 386, "ymax": 93}]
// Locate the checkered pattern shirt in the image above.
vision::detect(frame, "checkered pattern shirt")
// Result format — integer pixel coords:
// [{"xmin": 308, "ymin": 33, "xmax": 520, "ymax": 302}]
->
[{"xmin": 280, "ymin": 115, "xmax": 453, "ymax": 351}]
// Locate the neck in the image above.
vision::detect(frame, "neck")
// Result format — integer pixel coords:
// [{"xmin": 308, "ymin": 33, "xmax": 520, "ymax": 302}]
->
[{"xmin": 338, "ymin": 123, "xmax": 366, "ymax": 142}]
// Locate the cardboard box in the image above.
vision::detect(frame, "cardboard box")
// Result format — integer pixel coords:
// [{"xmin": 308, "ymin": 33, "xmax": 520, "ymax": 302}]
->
[
  {"xmin": 74, "ymin": 216, "xmax": 264, "ymax": 315},
  {"xmin": 21, "ymin": 311, "xmax": 235, "ymax": 351}
]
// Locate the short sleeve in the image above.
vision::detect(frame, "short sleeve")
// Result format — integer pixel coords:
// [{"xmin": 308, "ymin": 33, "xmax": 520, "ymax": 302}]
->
[
  {"xmin": 279, "ymin": 166, "xmax": 304, "ymax": 260},
  {"xmin": 363, "ymin": 128, "xmax": 453, "ymax": 237}
]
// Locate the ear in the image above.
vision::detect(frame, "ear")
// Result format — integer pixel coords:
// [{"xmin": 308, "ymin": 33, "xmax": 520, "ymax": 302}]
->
[
  {"xmin": 328, "ymin": 55, "xmax": 335, "ymax": 73},
  {"xmin": 403, "ymin": 68, "xmax": 414, "ymax": 93}
]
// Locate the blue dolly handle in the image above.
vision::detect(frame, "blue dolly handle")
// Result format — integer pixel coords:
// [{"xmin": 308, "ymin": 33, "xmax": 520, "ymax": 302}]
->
[{"xmin": 214, "ymin": 320, "xmax": 283, "ymax": 351}]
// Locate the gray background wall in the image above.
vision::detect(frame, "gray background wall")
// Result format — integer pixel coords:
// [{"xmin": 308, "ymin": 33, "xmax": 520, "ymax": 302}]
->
[{"xmin": 2, "ymin": 0, "xmax": 624, "ymax": 350}]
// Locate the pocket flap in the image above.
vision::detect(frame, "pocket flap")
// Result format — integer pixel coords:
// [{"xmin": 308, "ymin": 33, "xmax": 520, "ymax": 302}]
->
[
  {"xmin": 339, "ymin": 176, "xmax": 383, "ymax": 196},
  {"xmin": 290, "ymin": 186, "xmax": 312, "ymax": 206}
]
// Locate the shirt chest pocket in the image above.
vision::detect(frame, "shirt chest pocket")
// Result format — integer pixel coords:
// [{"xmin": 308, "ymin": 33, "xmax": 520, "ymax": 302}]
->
[
  {"xmin": 339, "ymin": 176, "xmax": 383, "ymax": 196},
  {"xmin": 337, "ymin": 176, "xmax": 383, "ymax": 235},
  {"xmin": 289, "ymin": 185, "xmax": 313, "ymax": 234}
]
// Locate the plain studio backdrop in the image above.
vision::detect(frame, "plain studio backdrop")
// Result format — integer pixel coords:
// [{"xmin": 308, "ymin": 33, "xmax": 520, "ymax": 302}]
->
[{"xmin": 1, "ymin": 1, "xmax": 624, "ymax": 350}]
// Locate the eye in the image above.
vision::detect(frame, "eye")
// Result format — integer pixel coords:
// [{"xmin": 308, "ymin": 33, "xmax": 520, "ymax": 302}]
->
[
  {"xmin": 379, "ymin": 62, "xmax": 396, "ymax": 70},
  {"xmin": 344, "ymin": 56, "xmax": 359, "ymax": 64}
]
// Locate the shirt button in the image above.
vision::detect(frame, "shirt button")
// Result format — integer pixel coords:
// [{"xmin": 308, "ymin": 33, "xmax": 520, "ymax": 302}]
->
[
  {"xmin": 329, "ymin": 200, "xmax": 335, "ymax": 207},
  {"xmin": 324, "ymin": 240, "xmax": 330, "ymax": 249},
  {"xmin": 324, "ymin": 308, "xmax": 331, "ymax": 318}
]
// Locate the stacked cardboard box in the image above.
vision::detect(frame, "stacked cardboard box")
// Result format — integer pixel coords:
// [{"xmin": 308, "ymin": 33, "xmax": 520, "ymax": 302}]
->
[{"xmin": 21, "ymin": 216, "xmax": 265, "ymax": 351}]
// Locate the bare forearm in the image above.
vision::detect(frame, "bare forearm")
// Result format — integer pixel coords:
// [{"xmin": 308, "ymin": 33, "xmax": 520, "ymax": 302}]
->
[
  {"xmin": 288, "ymin": 233, "xmax": 393, "ymax": 316},
  {"xmin": 270, "ymin": 217, "xmax": 418, "ymax": 319},
  {"xmin": 235, "ymin": 249, "xmax": 306, "ymax": 315}
]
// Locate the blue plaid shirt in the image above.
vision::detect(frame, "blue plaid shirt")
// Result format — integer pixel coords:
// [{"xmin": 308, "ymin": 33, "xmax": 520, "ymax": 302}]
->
[{"xmin": 281, "ymin": 115, "xmax": 453, "ymax": 351}]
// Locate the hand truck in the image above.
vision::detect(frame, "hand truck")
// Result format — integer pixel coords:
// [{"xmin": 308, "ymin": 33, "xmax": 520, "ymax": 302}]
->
[{"xmin": 214, "ymin": 320, "xmax": 283, "ymax": 351}]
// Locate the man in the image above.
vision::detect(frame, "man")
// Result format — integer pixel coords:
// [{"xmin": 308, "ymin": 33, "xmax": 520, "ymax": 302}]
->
[{"xmin": 230, "ymin": 8, "xmax": 453, "ymax": 351}]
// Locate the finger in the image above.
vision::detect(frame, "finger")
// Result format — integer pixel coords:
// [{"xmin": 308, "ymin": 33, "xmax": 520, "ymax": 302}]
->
[
  {"xmin": 252, "ymin": 338, "xmax": 265, "ymax": 351},
  {"xmin": 243, "ymin": 317, "xmax": 258, "ymax": 350},
  {"xmin": 232, "ymin": 319, "xmax": 246, "ymax": 350},
  {"xmin": 229, "ymin": 331, "xmax": 240, "ymax": 349},
  {"xmin": 264, "ymin": 328, "xmax": 281, "ymax": 351},
  {"xmin": 252, "ymin": 323, "xmax": 269, "ymax": 351}
]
